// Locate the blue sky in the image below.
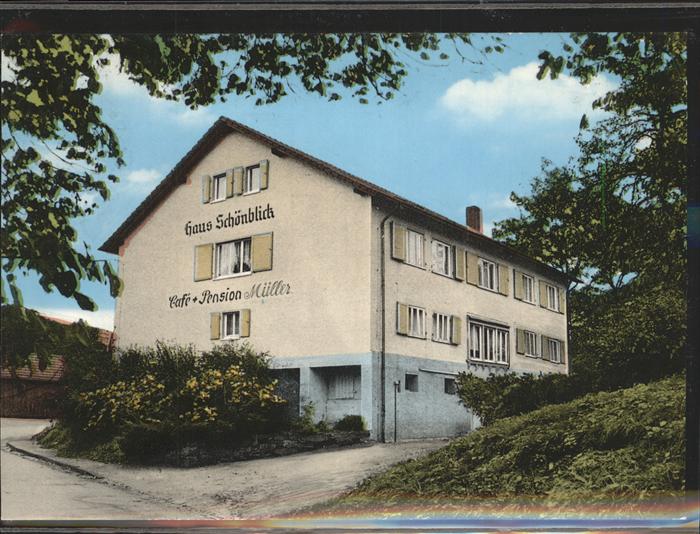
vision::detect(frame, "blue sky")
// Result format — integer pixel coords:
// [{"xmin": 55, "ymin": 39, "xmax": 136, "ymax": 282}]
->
[{"xmin": 13, "ymin": 33, "xmax": 616, "ymax": 329}]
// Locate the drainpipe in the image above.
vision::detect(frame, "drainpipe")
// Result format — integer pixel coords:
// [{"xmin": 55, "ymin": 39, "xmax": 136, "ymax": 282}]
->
[{"xmin": 379, "ymin": 208, "xmax": 400, "ymax": 443}]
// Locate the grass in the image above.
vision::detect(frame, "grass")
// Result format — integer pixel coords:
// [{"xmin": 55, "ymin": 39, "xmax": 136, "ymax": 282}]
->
[
  {"xmin": 325, "ymin": 375, "xmax": 684, "ymax": 512},
  {"xmin": 36, "ymin": 424, "xmax": 127, "ymax": 464}
]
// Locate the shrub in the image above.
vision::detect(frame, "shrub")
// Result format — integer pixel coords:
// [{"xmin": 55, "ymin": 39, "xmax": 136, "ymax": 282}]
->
[
  {"xmin": 48, "ymin": 341, "xmax": 288, "ymax": 462},
  {"xmin": 456, "ymin": 371, "xmax": 587, "ymax": 426},
  {"xmin": 341, "ymin": 375, "xmax": 685, "ymax": 501},
  {"xmin": 292, "ymin": 402, "xmax": 325, "ymax": 435},
  {"xmin": 334, "ymin": 415, "xmax": 366, "ymax": 432}
]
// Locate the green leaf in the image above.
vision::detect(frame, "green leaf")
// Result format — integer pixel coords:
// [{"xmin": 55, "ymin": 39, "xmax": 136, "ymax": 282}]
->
[{"xmin": 74, "ymin": 291, "xmax": 97, "ymax": 311}]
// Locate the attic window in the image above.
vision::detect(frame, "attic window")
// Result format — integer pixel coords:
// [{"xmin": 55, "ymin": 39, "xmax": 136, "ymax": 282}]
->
[
  {"xmin": 244, "ymin": 165, "xmax": 261, "ymax": 194},
  {"xmin": 212, "ymin": 173, "xmax": 227, "ymax": 202}
]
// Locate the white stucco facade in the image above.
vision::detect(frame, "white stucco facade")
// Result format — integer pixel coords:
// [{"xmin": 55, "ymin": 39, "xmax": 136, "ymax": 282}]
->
[{"xmin": 104, "ymin": 118, "xmax": 569, "ymax": 441}]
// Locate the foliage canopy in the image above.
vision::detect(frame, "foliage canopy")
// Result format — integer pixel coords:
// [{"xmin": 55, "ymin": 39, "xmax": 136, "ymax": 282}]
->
[{"xmin": 1, "ymin": 32, "xmax": 501, "ymax": 311}]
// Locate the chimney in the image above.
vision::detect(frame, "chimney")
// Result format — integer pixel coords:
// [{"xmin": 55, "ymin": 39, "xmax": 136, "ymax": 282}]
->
[{"xmin": 466, "ymin": 205, "xmax": 483, "ymax": 233}]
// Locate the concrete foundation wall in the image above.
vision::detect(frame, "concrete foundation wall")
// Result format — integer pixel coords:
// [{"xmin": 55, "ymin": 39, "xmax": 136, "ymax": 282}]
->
[{"xmin": 270, "ymin": 351, "xmax": 503, "ymax": 441}]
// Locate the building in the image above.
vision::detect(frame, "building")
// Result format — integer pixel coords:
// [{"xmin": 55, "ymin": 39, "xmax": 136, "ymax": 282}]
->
[
  {"xmin": 100, "ymin": 117, "xmax": 569, "ymax": 441},
  {"xmin": 0, "ymin": 313, "xmax": 113, "ymax": 418}
]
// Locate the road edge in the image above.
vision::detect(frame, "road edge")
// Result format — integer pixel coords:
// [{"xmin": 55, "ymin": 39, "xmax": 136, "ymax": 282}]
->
[
  {"xmin": 4, "ymin": 440, "xmax": 219, "ymax": 519},
  {"xmin": 6, "ymin": 440, "xmax": 105, "ymax": 480}
]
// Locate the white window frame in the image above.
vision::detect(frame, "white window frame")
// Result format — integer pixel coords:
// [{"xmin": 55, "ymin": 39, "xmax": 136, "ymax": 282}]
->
[
  {"xmin": 211, "ymin": 172, "xmax": 227, "ymax": 202},
  {"xmin": 546, "ymin": 283, "xmax": 560, "ymax": 312},
  {"xmin": 524, "ymin": 330, "xmax": 538, "ymax": 357},
  {"xmin": 405, "ymin": 229, "xmax": 424, "ymax": 268},
  {"xmin": 432, "ymin": 312, "xmax": 452, "ymax": 344},
  {"xmin": 431, "ymin": 240, "xmax": 453, "ymax": 277},
  {"xmin": 478, "ymin": 258, "xmax": 499, "ymax": 292},
  {"xmin": 469, "ymin": 320, "xmax": 509, "ymax": 365},
  {"xmin": 214, "ymin": 238, "xmax": 252, "ymax": 279},
  {"xmin": 407, "ymin": 305, "xmax": 426, "ymax": 338},
  {"xmin": 221, "ymin": 311, "xmax": 241, "ymax": 340},
  {"xmin": 548, "ymin": 338, "xmax": 563, "ymax": 363},
  {"xmin": 522, "ymin": 274, "xmax": 535, "ymax": 304},
  {"xmin": 243, "ymin": 165, "xmax": 261, "ymax": 195}
]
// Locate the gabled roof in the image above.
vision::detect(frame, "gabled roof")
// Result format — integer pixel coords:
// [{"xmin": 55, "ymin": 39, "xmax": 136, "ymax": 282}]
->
[{"xmin": 100, "ymin": 116, "xmax": 569, "ymax": 283}]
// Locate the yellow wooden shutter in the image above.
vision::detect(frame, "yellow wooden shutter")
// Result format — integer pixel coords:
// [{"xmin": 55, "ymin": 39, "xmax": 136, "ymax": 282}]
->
[
  {"xmin": 260, "ymin": 159, "xmax": 269, "ymax": 189},
  {"xmin": 201, "ymin": 175, "xmax": 211, "ymax": 203},
  {"xmin": 539, "ymin": 281, "xmax": 548, "ymax": 308},
  {"xmin": 516, "ymin": 328, "xmax": 525, "ymax": 354},
  {"xmin": 251, "ymin": 233, "xmax": 273, "ymax": 272},
  {"xmin": 541, "ymin": 335, "xmax": 550, "ymax": 361},
  {"xmin": 240, "ymin": 309, "xmax": 251, "ymax": 337},
  {"xmin": 451, "ymin": 316, "xmax": 462, "ymax": 345},
  {"xmin": 194, "ymin": 244, "xmax": 213, "ymax": 281},
  {"xmin": 397, "ymin": 303, "xmax": 408, "ymax": 335},
  {"xmin": 514, "ymin": 271, "xmax": 523, "ymax": 300},
  {"xmin": 454, "ymin": 247, "xmax": 465, "ymax": 281},
  {"xmin": 392, "ymin": 222, "xmax": 406, "ymax": 261},
  {"xmin": 233, "ymin": 167, "xmax": 244, "ymax": 195},
  {"xmin": 210, "ymin": 312, "xmax": 221, "ymax": 340},
  {"xmin": 466, "ymin": 252, "xmax": 479, "ymax": 285},
  {"xmin": 558, "ymin": 288, "xmax": 566, "ymax": 315},
  {"xmin": 561, "ymin": 340, "xmax": 566, "ymax": 364},
  {"xmin": 226, "ymin": 169, "xmax": 234, "ymax": 198},
  {"xmin": 498, "ymin": 264, "xmax": 509, "ymax": 296}
]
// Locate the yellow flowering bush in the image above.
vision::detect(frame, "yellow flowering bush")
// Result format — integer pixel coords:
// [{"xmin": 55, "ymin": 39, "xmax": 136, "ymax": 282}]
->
[{"xmin": 73, "ymin": 342, "xmax": 287, "ymax": 443}]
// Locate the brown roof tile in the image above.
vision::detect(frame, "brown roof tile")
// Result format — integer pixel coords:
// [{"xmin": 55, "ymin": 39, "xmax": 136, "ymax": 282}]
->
[{"xmin": 1, "ymin": 355, "xmax": 65, "ymax": 382}]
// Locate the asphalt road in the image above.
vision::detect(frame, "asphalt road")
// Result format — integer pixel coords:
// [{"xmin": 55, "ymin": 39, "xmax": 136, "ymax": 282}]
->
[
  {"xmin": 2, "ymin": 418, "xmax": 446, "ymax": 520},
  {"xmin": 1, "ymin": 418, "xmax": 191, "ymax": 521}
]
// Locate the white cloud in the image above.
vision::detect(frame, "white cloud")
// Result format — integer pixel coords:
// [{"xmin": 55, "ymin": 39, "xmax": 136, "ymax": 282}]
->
[
  {"xmin": 126, "ymin": 168, "xmax": 161, "ymax": 183},
  {"xmin": 487, "ymin": 195, "xmax": 517, "ymax": 210},
  {"xmin": 34, "ymin": 307, "xmax": 114, "ymax": 331},
  {"xmin": 171, "ymin": 106, "xmax": 217, "ymax": 127},
  {"xmin": 465, "ymin": 193, "xmax": 518, "ymax": 211},
  {"xmin": 483, "ymin": 221, "xmax": 495, "ymax": 238},
  {"xmin": 98, "ymin": 54, "xmax": 144, "ymax": 96},
  {"xmin": 79, "ymin": 191, "xmax": 99, "ymax": 209},
  {"xmin": 97, "ymin": 52, "xmax": 216, "ymax": 128},
  {"xmin": 439, "ymin": 62, "xmax": 615, "ymax": 125}
]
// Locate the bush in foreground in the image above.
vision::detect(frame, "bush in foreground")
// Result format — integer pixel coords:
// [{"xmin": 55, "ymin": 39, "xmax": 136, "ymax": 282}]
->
[
  {"xmin": 339, "ymin": 375, "xmax": 684, "ymax": 503},
  {"xmin": 334, "ymin": 415, "xmax": 366, "ymax": 432},
  {"xmin": 40, "ymin": 342, "xmax": 287, "ymax": 463},
  {"xmin": 456, "ymin": 371, "xmax": 587, "ymax": 426}
]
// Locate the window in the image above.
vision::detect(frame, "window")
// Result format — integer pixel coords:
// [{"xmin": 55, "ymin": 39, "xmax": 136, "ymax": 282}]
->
[
  {"xmin": 469, "ymin": 321, "xmax": 509, "ymax": 365},
  {"xmin": 548, "ymin": 338, "xmax": 563, "ymax": 363},
  {"xmin": 546, "ymin": 284, "xmax": 560, "ymax": 311},
  {"xmin": 432, "ymin": 240, "xmax": 453, "ymax": 276},
  {"xmin": 444, "ymin": 377, "xmax": 457, "ymax": 395},
  {"xmin": 524, "ymin": 330, "xmax": 538, "ymax": 357},
  {"xmin": 221, "ymin": 311, "xmax": 240, "ymax": 339},
  {"xmin": 405, "ymin": 373, "xmax": 418, "ymax": 392},
  {"xmin": 432, "ymin": 313, "xmax": 452, "ymax": 343},
  {"xmin": 405, "ymin": 230, "xmax": 424, "ymax": 267},
  {"xmin": 244, "ymin": 165, "xmax": 261, "ymax": 194},
  {"xmin": 211, "ymin": 173, "xmax": 227, "ymax": 202},
  {"xmin": 478, "ymin": 258, "xmax": 499, "ymax": 291},
  {"xmin": 469, "ymin": 323, "xmax": 482, "ymax": 360},
  {"xmin": 215, "ymin": 238, "xmax": 252, "ymax": 278},
  {"xmin": 522, "ymin": 274, "xmax": 535, "ymax": 303},
  {"xmin": 408, "ymin": 306, "xmax": 426, "ymax": 338}
]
